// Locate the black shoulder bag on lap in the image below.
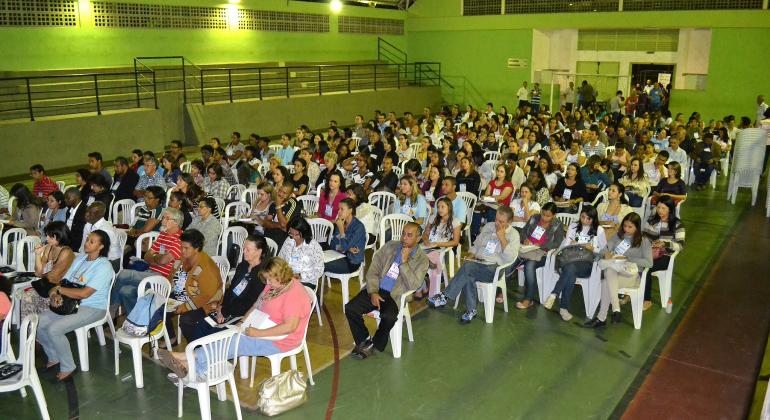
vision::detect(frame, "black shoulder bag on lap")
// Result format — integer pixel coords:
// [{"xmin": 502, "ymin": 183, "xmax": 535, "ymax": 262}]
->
[{"xmin": 49, "ymin": 279, "xmax": 85, "ymax": 316}]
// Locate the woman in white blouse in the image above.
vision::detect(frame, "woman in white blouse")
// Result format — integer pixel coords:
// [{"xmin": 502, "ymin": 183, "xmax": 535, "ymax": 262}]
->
[
  {"xmin": 544, "ymin": 204, "xmax": 607, "ymax": 322},
  {"xmin": 510, "ymin": 182, "xmax": 541, "ymax": 229},
  {"xmin": 418, "ymin": 197, "xmax": 461, "ymax": 299},
  {"xmin": 278, "ymin": 217, "xmax": 324, "ymax": 288}
]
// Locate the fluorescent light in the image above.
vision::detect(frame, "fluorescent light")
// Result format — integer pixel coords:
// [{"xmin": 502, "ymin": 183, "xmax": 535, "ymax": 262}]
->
[{"xmin": 330, "ymin": 0, "xmax": 343, "ymax": 13}]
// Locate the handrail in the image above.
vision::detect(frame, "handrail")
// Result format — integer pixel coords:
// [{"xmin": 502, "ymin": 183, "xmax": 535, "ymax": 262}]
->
[{"xmin": 378, "ymin": 37, "xmax": 407, "ymax": 64}]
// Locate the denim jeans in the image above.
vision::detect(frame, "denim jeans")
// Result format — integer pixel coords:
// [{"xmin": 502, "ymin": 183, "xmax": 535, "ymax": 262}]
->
[
  {"xmin": 37, "ymin": 306, "xmax": 106, "ymax": 373},
  {"xmin": 194, "ymin": 335, "xmax": 281, "ymax": 376},
  {"xmin": 523, "ymin": 256, "xmax": 547, "ymax": 301},
  {"xmin": 112, "ymin": 269, "xmax": 156, "ymax": 315},
  {"xmin": 551, "ymin": 261, "xmax": 593, "ymax": 310},
  {"xmin": 443, "ymin": 260, "xmax": 497, "ymax": 312}
]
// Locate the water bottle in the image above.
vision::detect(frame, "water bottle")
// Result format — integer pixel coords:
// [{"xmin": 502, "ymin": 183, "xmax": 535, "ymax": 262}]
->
[{"xmin": 666, "ymin": 298, "xmax": 673, "ymax": 314}]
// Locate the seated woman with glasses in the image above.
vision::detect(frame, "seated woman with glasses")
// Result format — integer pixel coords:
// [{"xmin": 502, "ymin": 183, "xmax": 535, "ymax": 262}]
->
[{"xmin": 278, "ymin": 217, "xmax": 324, "ymax": 288}]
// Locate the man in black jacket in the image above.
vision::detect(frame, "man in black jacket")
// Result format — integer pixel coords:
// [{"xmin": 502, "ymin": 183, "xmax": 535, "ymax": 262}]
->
[
  {"xmin": 64, "ymin": 188, "xmax": 87, "ymax": 250},
  {"xmin": 111, "ymin": 156, "xmax": 139, "ymax": 202}
]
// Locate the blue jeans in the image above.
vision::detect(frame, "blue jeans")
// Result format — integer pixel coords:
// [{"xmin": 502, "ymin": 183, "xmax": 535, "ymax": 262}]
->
[
  {"xmin": 551, "ymin": 261, "xmax": 593, "ymax": 310},
  {"xmin": 194, "ymin": 335, "xmax": 281, "ymax": 376},
  {"xmin": 37, "ymin": 306, "xmax": 105, "ymax": 373},
  {"xmin": 523, "ymin": 256, "xmax": 547, "ymax": 301},
  {"xmin": 470, "ymin": 207, "xmax": 497, "ymax": 242},
  {"xmin": 443, "ymin": 260, "xmax": 497, "ymax": 312},
  {"xmin": 112, "ymin": 269, "xmax": 156, "ymax": 315}
]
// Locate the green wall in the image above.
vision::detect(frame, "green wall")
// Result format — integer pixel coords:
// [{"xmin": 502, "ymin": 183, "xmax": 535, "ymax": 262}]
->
[
  {"xmin": 0, "ymin": 0, "xmax": 406, "ymax": 71},
  {"xmin": 406, "ymin": 0, "xmax": 770, "ymax": 120}
]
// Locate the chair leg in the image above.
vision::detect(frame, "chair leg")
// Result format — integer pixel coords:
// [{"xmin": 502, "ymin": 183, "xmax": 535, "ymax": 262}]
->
[
  {"xmin": 404, "ymin": 308, "xmax": 413, "ymax": 342},
  {"xmin": 270, "ymin": 356, "xmax": 282, "ymax": 376},
  {"xmin": 95, "ymin": 324, "xmax": 107, "ymax": 347},
  {"xmin": 315, "ymin": 292, "xmax": 323, "ymax": 327},
  {"xmin": 29, "ymin": 371, "xmax": 51, "ymax": 420},
  {"xmin": 215, "ymin": 383, "xmax": 226, "ymax": 401},
  {"xmin": 177, "ymin": 382, "xmax": 184, "ymax": 418},
  {"xmin": 389, "ymin": 319, "xmax": 403, "ymax": 358},
  {"xmin": 249, "ymin": 356, "xmax": 257, "ymax": 388},
  {"xmin": 196, "ymin": 385, "xmax": 212, "ymax": 420},
  {"xmin": 238, "ymin": 356, "xmax": 249, "ymax": 379},
  {"xmin": 319, "ymin": 275, "xmax": 326, "ymax": 309},
  {"xmin": 229, "ymin": 376, "xmax": 243, "ymax": 420},
  {"xmin": 75, "ymin": 328, "xmax": 90, "ymax": 372},
  {"xmin": 500, "ymin": 280, "xmax": 508, "ymax": 313},
  {"xmin": 631, "ymin": 292, "xmax": 642, "ymax": 329},
  {"xmin": 482, "ymin": 284, "xmax": 495, "ymax": 324},
  {"xmin": 114, "ymin": 339, "xmax": 120, "ymax": 376},
  {"xmin": 340, "ymin": 278, "xmax": 350, "ymax": 312},
  {"xmin": 302, "ymin": 343, "xmax": 314, "ymax": 386},
  {"xmin": 131, "ymin": 342, "xmax": 145, "ymax": 388}
]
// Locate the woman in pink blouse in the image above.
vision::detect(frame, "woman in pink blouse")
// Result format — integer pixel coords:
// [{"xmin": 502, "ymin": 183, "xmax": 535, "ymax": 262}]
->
[{"xmin": 318, "ymin": 173, "xmax": 347, "ymax": 221}]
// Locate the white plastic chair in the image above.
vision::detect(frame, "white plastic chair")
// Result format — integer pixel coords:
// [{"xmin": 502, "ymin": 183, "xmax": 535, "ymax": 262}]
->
[
  {"xmin": 379, "ymin": 214, "xmax": 413, "ymax": 248},
  {"xmin": 113, "ymin": 275, "xmax": 173, "ymax": 388},
  {"xmin": 15, "ymin": 235, "xmax": 42, "ymax": 272},
  {"xmin": 111, "ymin": 199, "xmax": 135, "ymax": 225},
  {"xmin": 210, "ymin": 256, "xmax": 230, "ymax": 288},
  {"xmin": 618, "ymin": 268, "xmax": 651, "ymax": 329},
  {"xmin": 218, "ymin": 226, "xmax": 248, "ymax": 267},
  {"xmin": 368, "ymin": 191, "xmax": 397, "ymax": 216},
  {"xmin": 130, "ymin": 203, "xmax": 146, "ymax": 227},
  {"xmin": 727, "ymin": 168, "xmax": 762, "ymax": 205},
  {"xmin": 517, "ymin": 249, "xmax": 558, "ymax": 304},
  {"xmin": 179, "ymin": 161, "xmax": 192, "ymax": 173},
  {"xmin": 0, "ymin": 227, "xmax": 27, "ymax": 268},
  {"xmin": 7, "ymin": 196, "xmax": 16, "ymax": 216},
  {"xmin": 74, "ymin": 274, "xmax": 116, "ymax": 372},
  {"xmin": 307, "ymin": 218, "xmax": 333, "ymax": 245},
  {"xmin": 268, "ymin": 144, "xmax": 282, "ymax": 154},
  {"xmin": 0, "ymin": 298, "xmax": 16, "ymax": 364},
  {"xmin": 653, "ymin": 249, "xmax": 680, "ymax": 309},
  {"xmin": 240, "ymin": 188, "xmax": 259, "ymax": 207},
  {"xmin": 135, "ymin": 231, "xmax": 159, "ymax": 258},
  {"xmin": 243, "ymin": 286, "xmax": 316, "ymax": 387},
  {"xmin": 214, "ymin": 198, "xmax": 226, "ymax": 218},
  {"xmin": 0, "ymin": 315, "xmax": 50, "ymax": 420},
  {"xmin": 222, "ymin": 202, "xmax": 250, "ymax": 228},
  {"xmin": 55, "ymin": 180, "xmax": 66, "ymax": 191},
  {"xmin": 366, "ymin": 289, "xmax": 415, "ymax": 358},
  {"xmin": 297, "ymin": 195, "xmax": 319, "ymax": 216},
  {"xmin": 483, "ymin": 151, "xmax": 501, "ymax": 161},
  {"xmin": 407, "ymin": 142, "xmax": 421, "ymax": 159},
  {"xmin": 455, "ymin": 191, "xmax": 478, "ymax": 266},
  {"xmin": 555, "ymin": 214, "xmax": 578, "ymax": 229},
  {"xmin": 226, "ymin": 184, "xmax": 247, "ymax": 202},
  {"xmin": 115, "ymin": 229, "xmax": 128, "ymax": 269},
  {"xmin": 178, "ymin": 329, "xmax": 243, "ymax": 420},
  {"xmin": 453, "ymin": 260, "xmax": 514, "ymax": 323},
  {"xmin": 265, "ymin": 237, "xmax": 278, "ymax": 257},
  {"xmin": 574, "ymin": 261, "xmax": 602, "ymax": 319}
]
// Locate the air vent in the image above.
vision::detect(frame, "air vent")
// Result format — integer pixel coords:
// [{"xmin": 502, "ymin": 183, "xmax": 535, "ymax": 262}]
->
[
  {"xmin": 338, "ymin": 16, "xmax": 403, "ymax": 35},
  {"xmin": 0, "ymin": 0, "xmax": 78, "ymax": 27}
]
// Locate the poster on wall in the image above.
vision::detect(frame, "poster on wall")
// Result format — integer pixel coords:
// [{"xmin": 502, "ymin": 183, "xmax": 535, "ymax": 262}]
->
[{"xmin": 658, "ymin": 73, "xmax": 671, "ymax": 86}]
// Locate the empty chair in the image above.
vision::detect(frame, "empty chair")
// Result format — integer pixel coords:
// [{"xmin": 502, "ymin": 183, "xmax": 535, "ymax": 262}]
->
[
  {"xmin": 111, "ymin": 199, "xmax": 135, "ymax": 225},
  {"xmin": 176, "ymin": 329, "xmax": 243, "ymax": 420},
  {"xmin": 113, "ymin": 275, "xmax": 173, "ymax": 388},
  {"xmin": 74, "ymin": 274, "xmax": 117, "ymax": 372},
  {"xmin": 15, "ymin": 235, "xmax": 42, "ymax": 272},
  {"xmin": 1, "ymin": 227, "xmax": 27, "ymax": 268},
  {"xmin": 0, "ymin": 315, "xmax": 50, "ymax": 420}
]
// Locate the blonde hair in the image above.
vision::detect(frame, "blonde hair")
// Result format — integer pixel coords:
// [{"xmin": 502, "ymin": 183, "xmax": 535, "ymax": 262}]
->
[
  {"xmin": 397, "ymin": 175, "xmax": 421, "ymax": 204},
  {"xmin": 260, "ymin": 257, "xmax": 294, "ymax": 285},
  {"xmin": 257, "ymin": 181, "xmax": 274, "ymax": 202},
  {"xmin": 324, "ymin": 151, "xmax": 338, "ymax": 166},
  {"xmin": 269, "ymin": 156, "xmax": 282, "ymax": 167}
]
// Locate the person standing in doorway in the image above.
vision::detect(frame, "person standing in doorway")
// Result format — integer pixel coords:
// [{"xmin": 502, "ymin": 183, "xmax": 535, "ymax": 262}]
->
[{"xmin": 517, "ymin": 81, "xmax": 530, "ymax": 109}]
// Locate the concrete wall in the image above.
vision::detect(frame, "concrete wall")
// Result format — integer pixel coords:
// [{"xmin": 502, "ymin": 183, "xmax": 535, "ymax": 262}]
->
[{"xmin": 188, "ymin": 86, "xmax": 442, "ymax": 144}]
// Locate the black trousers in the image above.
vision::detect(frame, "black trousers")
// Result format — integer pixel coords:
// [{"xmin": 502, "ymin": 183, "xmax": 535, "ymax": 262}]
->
[
  {"xmin": 178, "ymin": 308, "xmax": 208, "ymax": 342},
  {"xmin": 645, "ymin": 255, "xmax": 671, "ymax": 301},
  {"xmin": 344, "ymin": 289, "xmax": 398, "ymax": 352}
]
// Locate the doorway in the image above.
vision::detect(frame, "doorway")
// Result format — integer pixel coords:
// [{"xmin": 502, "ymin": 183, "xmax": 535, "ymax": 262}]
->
[{"xmin": 630, "ymin": 63, "xmax": 675, "ymax": 91}]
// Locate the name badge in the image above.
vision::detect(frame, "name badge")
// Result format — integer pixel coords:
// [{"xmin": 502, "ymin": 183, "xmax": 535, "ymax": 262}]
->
[
  {"xmin": 492, "ymin": 188, "xmax": 501, "ymax": 196},
  {"xmin": 325, "ymin": 204, "xmax": 333, "ymax": 216},
  {"xmin": 232, "ymin": 278, "xmax": 248, "ymax": 296},
  {"xmin": 111, "ymin": 181, "xmax": 120, "ymax": 191},
  {"xmin": 562, "ymin": 189, "xmax": 572, "ymax": 200},
  {"xmin": 425, "ymin": 190, "xmax": 434, "ymax": 202},
  {"xmin": 459, "ymin": 184, "xmax": 467, "ymax": 192},
  {"xmin": 484, "ymin": 240, "xmax": 497, "ymax": 254},
  {"xmin": 577, "ymin": 235, "xmax": 590, "ymax": 244},
  {"xmin": 515, "ymin": 207, "xmax": 526, "ymax": 217},
  {"xmin": 289, "ymin": 255, "xmax": 299, "ymax": 266},
  {"xmin": 385, "ymin": 262, "xmax": 400, "ymax": 280},
  {"xmin": 531, "ymin": 226, "xmax": 546, "ymax": 241},
  {"xmin": 703, "ymin": 147, "xmax": 711, "ymax": 153},
  {"xmin": 614, "ymin": 239, "xmax": 631, "ymax": 255},
  {"xmin": 174, "ymin": 270, "xmax": 188, "ymax": 295}
]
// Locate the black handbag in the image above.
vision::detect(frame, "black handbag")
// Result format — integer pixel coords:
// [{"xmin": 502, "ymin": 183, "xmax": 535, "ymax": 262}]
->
[
  {"xmin": 49, "ymin": 279, "xmax": 85, "ymax": 316},
  {"xmin": 555, "ymin": 245, "xmax": 597, "ymax": 273}
]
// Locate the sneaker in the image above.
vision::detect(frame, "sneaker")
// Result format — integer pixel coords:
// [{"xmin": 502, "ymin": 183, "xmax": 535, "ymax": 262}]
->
[
  {"xmin": 351, "ymin": 340, "xmax": 376, "ymax": 360},
  {"xmin": 167, "ymin": 372, "xmax": 180, "ymax": 385},
  {"xmin": 459, "ymin": 309, "xmax": 477, "ymax": 324},
  {"xmin": 559, "ymin": 309, "xmax": 573, "ymax": 322},
  {"xmin": 544, "ymin": 294, "xmax": 557, "ymax": 310},
  {"xmin": 427, "ymin": 293, "xmax": 447, "ymax": 308}
]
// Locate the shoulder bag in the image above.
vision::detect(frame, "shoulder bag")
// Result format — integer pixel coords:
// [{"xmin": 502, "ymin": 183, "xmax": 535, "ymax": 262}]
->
[{"xmin": 256, "ymin": 370, "xmax": 308, "ymax": 417}]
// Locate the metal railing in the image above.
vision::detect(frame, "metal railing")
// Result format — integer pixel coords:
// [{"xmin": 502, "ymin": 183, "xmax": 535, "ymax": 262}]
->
[{"xmin": 0, "ymin": 70, "xmax": 157, "ymax": 121}]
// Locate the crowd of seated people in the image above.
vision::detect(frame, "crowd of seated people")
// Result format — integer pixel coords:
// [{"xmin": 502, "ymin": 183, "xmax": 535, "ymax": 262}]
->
[{"xmin": 0, "ymin": 89, "xmax": 761, "ymax": 396}]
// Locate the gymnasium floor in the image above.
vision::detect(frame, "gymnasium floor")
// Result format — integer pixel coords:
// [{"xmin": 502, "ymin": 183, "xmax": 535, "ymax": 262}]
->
[{"xmin": 3, "ymin": 175, "xmax": 769, "ymax": 420}]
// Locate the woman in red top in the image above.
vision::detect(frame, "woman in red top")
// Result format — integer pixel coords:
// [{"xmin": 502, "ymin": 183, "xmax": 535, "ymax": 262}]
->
[
  {"xmin": 470, "ymin": 164, "xmax": 514, "ymax": 241},
  {"xmin": 318, "ymin": 173, "xmax": 347, "ymax": 221}
]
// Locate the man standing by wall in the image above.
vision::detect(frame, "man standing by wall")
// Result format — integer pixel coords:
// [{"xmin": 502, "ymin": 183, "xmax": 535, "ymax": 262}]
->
[{"xmin": 516, "ymin": 81, "xmax": 529, "ymax": 109}]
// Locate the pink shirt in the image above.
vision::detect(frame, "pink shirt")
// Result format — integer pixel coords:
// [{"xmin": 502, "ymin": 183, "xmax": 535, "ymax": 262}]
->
[
  {"xmin": 0, "ymin": 292, "xmax": 10, "ymax": 319},
  {"xmin": 317, "ymin": 191, "xmax": 347, "ymax": 221},
  {"xmin": 262, "ymin": 280, "xmax": 311, "ymax": 352}
]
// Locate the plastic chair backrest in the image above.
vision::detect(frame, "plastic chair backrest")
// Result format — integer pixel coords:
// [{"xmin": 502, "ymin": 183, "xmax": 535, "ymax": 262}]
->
[
  {"xmin": 266, "ymin": 237, "xmax": 278, "ymax": 257},
  {"xmin": 307, "ymin": 218, "xmax": 333, "ymax": 243},
  {"xmin": 219, "ymin": 226, "xmax": 248, "ymax": 262},
  {"xmin": 115, "ymin": 229, "xmax": 128, "ymax": 268},
  {"xmin": 137, "ymin": 275, "xmax": 172, "ymax": 337},
  {"xmin": 186, "ymin": 328, "xmax": 240, "ymax": 383},
  {"xmin": 214, "ymin": 198, "xmax": 226, "ymax": 217},
  {"xmin": 226, "ymin": 184, "xmax": 246, "ymax": 202},
  {"xmin": 210, "ymin": 256, "xmax": 230, "ymax": 286},
  {"xmin": 1, "ymin": 228, "xmax": 27, "ymax": 267},
  {"xmin": 111, "ymin": 199, "xmax": 135, "ymax": 225},
  {"xmin": 369, "ymin": 191, "xmax": 397, "ymax": 216},
  {"xmin": 130, "ymin": 203, "xmax": 146, "ymax": 227},
  {"xmin": 483, "ymin": 151, "xmax": 500, "ymax": 161},
  {"xmin": 15, "ymin": 236, "xmax": 42, "ymax": 272},
  {"xmin": 223, "ymin": 202, "xmax": 250, "ymax": 228},
  {"xmin": 379, "ymin": 214, "xmax": 413, "ymax": 248},
  {"xmin": 241, "ymin": 188, "xmax": 259, "ymax": 206},
  {"xmin": 456, "ymin": 192, "xmax": 478, "ymax": 225},
  {"xmin": 17, "ymin": 314, "xmax": 39, "ymax": 382},
  {"xmin": 0, "ymin": 298, "xmax": 15, "ymax": 360},
  {"xmin": 297, "ymin": 195, "xmax": 320, "ymax": 215},
  {"xmin": 135, "ymin": 231, "xmax": 159, "ymax": 258},
  {"xmin": 179, "ymin": 161, "xmax": 192, "ymax": 173}
]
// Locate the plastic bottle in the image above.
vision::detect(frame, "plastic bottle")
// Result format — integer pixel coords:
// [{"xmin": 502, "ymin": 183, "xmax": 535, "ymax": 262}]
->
[{"xmin": 666, "ymin": 298, "xmax": 673, "ymax": 313}]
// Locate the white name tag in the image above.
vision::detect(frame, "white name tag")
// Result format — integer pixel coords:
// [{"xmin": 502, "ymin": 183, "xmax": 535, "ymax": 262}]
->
[
  {"xmin": 703, "ymin": 147, "xmax": 711, "ymax": 153},
  {"xmin": 459, "ymin": 184, "xmax": 467, "ymax": 192},
  {"xmin": 425, "ymin": 190, "xmax": 434, "ymax": 202},
  {"xmin": 562, "ymin": 189, "xmax": 572, "ymax": 200},
  {"xmin": 531, "ymin": 226, "xmax": 546, "ymax": 241},
  {"xmin": 614, "ymin": 239, "xmax": 631, "ymax": 255},
  {"xmin": 577, "ymin": 235, "xmax": 590, "ymax": 244},
  {"xmin": 385, "ymin": 262, "xmax": 399, "ymax": 280},
  {"xmin": 484, "ymin": 240, "xmax": 497, "ymax": 254},
  {"xmin": 232, "ymin": 279, "xmax": 248, "ymax": 296},
  {"xmin": 492, "ymin": 188, "xmax": 501, "ymax": 196},
  {"xmin": 324, "ymin": 204, "xmax": 333, "ymax": 217}
]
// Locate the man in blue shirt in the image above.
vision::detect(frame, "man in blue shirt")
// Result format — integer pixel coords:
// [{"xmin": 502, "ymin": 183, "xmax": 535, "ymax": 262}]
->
[
  {"xmin": 344, "ymin": 222, "xmax": 428, "ymax": 359},
  {"xmin": 276, "ymin": 133, "xmax": 295, "ymax": 166}
]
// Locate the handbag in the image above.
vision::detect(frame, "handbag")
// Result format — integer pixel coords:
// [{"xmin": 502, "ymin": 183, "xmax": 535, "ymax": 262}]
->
[
  {"xmin": 31, "ymin": 277, "xmax": 56, "ymax": 298},
  {"xmin": 49, "ymin": 279, "xmax": 85, "ymax": 316},
  {"xmin": 555, "ymin": 245, "xmax": 597, "ymax": 273},
  {"xmin": 256, "ymin": 370, "xmax": 308, "ymax": 417}
]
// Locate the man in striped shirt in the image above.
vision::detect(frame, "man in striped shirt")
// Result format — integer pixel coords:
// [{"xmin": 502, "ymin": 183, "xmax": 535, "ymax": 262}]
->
[
  {"xmin": 111, "ymin": 207, "xmax": 184, "ymax": 316},
  {"xmin": 30, "ymin": 164, "xmax": 59, "ymax": 201}
]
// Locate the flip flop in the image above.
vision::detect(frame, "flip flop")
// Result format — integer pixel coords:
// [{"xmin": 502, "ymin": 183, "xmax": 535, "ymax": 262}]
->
[
  {"xmin": 57, "ymin": 369, "xmax": 78, "ymax": 382},
  {"xmin": 158, "ymin": 349, "xmax": 188, "ymax": 379}
]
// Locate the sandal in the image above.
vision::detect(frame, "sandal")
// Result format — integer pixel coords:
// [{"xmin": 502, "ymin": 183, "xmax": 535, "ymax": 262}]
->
[
  {"xmin": 495, "ymin": 293, "xmax": 504, "ymax": 304},
  {"xmin": 57, "ymin": 369, "xmax": 78, "ymax": 382},
  {"xmin": 158, "ymin": 349, "xmax": 188, "ymax": 379},
  {"xmin": 515, "ymin": 299, "xmax": 533, "ymax": 310}
]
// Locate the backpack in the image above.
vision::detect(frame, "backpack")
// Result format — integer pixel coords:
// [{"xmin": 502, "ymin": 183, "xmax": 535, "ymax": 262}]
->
[{"xmin": 121, "ymin": 291, "xmax": 165, "ymax": 337}]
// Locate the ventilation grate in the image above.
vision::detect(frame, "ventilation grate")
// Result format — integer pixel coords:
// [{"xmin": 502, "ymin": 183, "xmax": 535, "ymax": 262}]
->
[
  {"xmin": 238, "ymin": 9, "xmax": 329, "ymax": 32},
  {"xmin": 462, "ymin": 0, "xmax": 501, "ymax": 16},
  {"xmin": 578, "ymin": 29, "xmax": 680, "ymax": 52},
  {"xmin": 0, "ymin": 0, "xmax": 78, "ymax": 27},
  {"xmin": 623, "ymin": 0, "xmax": 762, "ymax": 10},
  {"xmin": 506, "ymin": 0, "xmax": 617, "ymax": 14},
  {"xmin": 338, "ymin": 16, "xmax": 403, "ymax": 35},
  {"xmin": 92, "ymin": 1, "xmax": 228, "ymax": 29}
]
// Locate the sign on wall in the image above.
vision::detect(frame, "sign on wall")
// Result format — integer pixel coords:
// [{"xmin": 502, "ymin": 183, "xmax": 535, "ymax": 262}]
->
[
  {"xmin": 658, "ymin": 73, "xmax": 671, "ymax": 86},
  {"xmin": 507, "ymin": 58, "xmax": 529, "ymax": 68}
]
